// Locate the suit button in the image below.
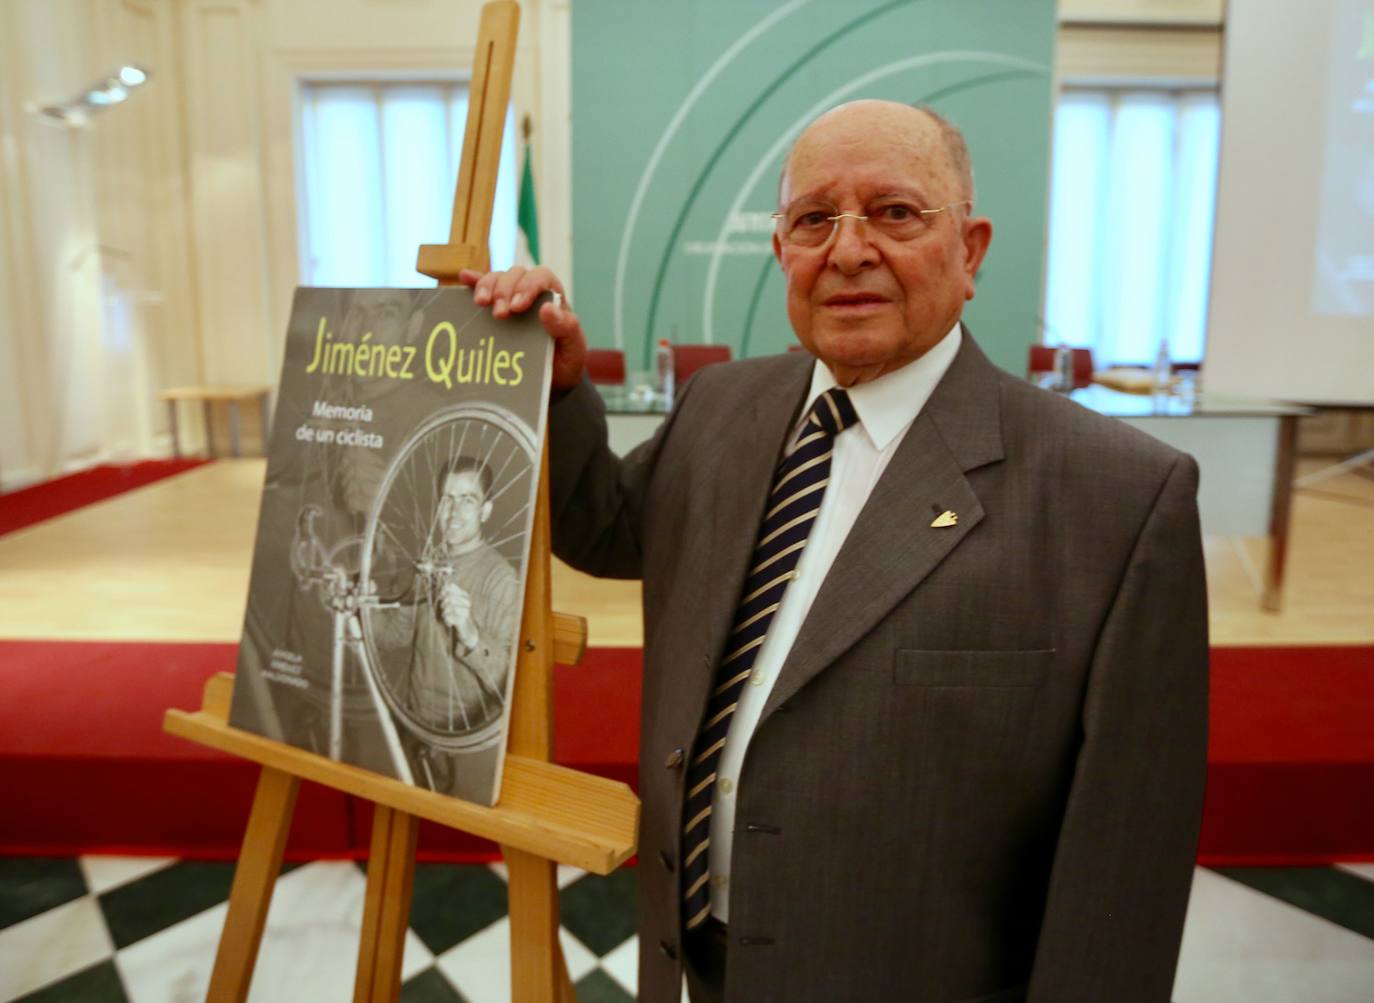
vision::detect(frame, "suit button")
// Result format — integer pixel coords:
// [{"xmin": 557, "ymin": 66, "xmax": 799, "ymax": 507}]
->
[
  {"xmin": 665, "ymin": 748, "xmax": 684, "ymax": 769},
  {"xmin": 659, "ymin": 939, "xmax": 677, "ymax": 960},
  {"xmin": 659, "ymin": 850, "xmax": 675, "ymax": 873}
]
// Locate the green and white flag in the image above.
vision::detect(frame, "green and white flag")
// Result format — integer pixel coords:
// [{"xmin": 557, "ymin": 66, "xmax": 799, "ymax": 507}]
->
[{"xmin": 516, "ymin": 141, "xmax": 540, "ymax": 266}]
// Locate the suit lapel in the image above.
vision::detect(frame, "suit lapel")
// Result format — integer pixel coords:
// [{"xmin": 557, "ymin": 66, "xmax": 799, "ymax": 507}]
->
[
  {"xmin": 692, "ymin": 355, "xmax": 813, "ymax": 682},
  {"xmin": 760, "ymin": 330, "xmax": 1006, "ymax": 721}
]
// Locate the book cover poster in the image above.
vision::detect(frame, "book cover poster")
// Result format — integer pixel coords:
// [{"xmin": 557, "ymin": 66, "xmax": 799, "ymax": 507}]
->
[{"xmin": 229, "ymin": 287, "xmax": 551, "ymax": 806}]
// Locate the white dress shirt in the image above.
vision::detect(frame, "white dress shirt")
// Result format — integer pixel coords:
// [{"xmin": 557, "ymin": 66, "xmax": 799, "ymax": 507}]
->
[{"xmin": 706, "ymin": 322, "xmax": 963, "ymax": 922}]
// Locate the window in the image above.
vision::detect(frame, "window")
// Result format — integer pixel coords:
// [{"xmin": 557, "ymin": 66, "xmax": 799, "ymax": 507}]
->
[
  {"xmin": 297, "ymin": 82, "xmax": 518, "ymax": 286},
  {"xmin": 1043, "ymin": 88, "xmax": 1220, "ymax": 366}
]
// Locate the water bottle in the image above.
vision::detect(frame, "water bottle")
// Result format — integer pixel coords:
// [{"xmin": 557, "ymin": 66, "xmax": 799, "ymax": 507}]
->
[
  {"xmin": 655, "ymin": 338, "xmax": 675, "ymax": 407},
  {"xmin": 1153, "ymin": 338, "xmax": 1172, "ymax": 394},
  {"xmin": 1053, "ymin": 344, "xmax": 1073, "ymax": 392}
]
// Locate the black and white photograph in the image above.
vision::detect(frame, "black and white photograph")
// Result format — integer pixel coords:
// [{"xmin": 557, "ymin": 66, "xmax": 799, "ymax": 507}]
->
[{"xmin": 229, "ymin": 286, "xmax": 550, "ymax": 806}]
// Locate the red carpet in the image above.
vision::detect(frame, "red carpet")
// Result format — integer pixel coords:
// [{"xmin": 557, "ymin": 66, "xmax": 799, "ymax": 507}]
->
[
  {"xmin": 0, "ymin": 459, "xmax": 208, "ymax": 537},
  {"xmin": 0, "ymin": 641, "xmax": 1369, "ymax": 863},
  {"xmin": 1200, "ymin": 644, "xmax": 1374, "ymax": 865},
  {"xmin": 0, "ymin": 640, "xmax": 641, "ymax": 861}
]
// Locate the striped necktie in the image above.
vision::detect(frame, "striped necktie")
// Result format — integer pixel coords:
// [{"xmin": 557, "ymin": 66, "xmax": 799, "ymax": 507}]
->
[{"xmin": 681, "ymin": 386, "xmax": 860, "ymax": 930}]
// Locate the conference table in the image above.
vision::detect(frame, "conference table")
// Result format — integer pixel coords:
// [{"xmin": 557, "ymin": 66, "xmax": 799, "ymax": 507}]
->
[
  {"xmin": 594, "ymin": 377, "xmax": 1309, "ymax": 612},
  {"xmin": 1068, "ymin": 384, "xmax": 1308, "ymax": 612}
]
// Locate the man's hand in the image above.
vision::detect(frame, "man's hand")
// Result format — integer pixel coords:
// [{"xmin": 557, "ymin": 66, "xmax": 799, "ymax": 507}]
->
[
  {"xmin": 458, "ymin": 266, "xmax": 587, "ymax": 392},
  {"xmin": 437, "ymin": 581, "xmax": 479, "ymax": 652}
]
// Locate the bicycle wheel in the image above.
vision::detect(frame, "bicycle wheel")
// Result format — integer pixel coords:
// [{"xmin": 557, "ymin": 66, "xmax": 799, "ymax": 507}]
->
[{"xmin": 358, "ymin": 402, "xmax": 537, "ymax": 750}]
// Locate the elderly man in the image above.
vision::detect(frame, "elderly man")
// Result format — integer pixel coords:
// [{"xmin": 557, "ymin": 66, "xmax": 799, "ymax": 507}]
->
[{"xmin": 462, "ymin": 100, "xmax": 1207, "ymax": 1003}]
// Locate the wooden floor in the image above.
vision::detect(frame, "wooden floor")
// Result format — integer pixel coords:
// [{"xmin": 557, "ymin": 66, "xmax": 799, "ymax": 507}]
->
[{"xmin": 1, "ymin": 458, "xmax": 1370, "ymax": 647}]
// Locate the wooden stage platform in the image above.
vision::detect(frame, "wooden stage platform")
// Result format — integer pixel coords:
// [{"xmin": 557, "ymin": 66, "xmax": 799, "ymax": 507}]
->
[
  {"xmin": 2, "ymin": 458, "xmax": 1372, "ymax": 864},
  {"xmin": 1, "ymin": 458, "xmax": 1371, "ymax": 648},
  {"xmin": 0, "ymin": 460, "xmax": 643, "ymax": 648}
]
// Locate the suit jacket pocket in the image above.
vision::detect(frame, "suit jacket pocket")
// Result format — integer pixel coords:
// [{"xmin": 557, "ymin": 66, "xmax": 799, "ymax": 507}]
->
[{"xmin": 894, "ymin": 648, "xmax": 1054, "ymax": 688}]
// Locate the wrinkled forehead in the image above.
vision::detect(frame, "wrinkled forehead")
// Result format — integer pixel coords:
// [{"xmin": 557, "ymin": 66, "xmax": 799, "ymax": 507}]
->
[{"xmin": 781, "ymin": 110, "xmax": 953, "ymax": 204}]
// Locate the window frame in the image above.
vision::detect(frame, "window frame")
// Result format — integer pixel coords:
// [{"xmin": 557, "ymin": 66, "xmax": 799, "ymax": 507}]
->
[
  {"xmin": 293, "ymin": 74, "xmax": 520, "ymax": 288},
  {"xmin": 1042, "ymin": 81, "xmax": 1221, "ymax": 367}
]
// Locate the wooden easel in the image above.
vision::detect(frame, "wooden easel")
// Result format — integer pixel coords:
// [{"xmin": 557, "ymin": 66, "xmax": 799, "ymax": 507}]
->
[{"xmin": 163, "ymin": 4, "xmax": 639, "ymax": 1000}]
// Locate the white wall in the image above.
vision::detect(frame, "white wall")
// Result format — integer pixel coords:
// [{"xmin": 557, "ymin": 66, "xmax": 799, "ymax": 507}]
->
[
  {"xmin": 0, "ymin": 0, "xmax": 107, "ymax": 487},
  {"xmin": 0, "ymin": 0, "xmax": 571, "ymax": 489},
  {"xmin": 1059, "ymin": 0, "xmax": 1222, "ymax": 24},
  {"xmin": 0, "ymin": 0, "xmax": 199, "ymax": 487},
  {"xmin": 1058, "ymin": 0, "xmax": 1222, "ymax": 84},
  {"xmin": 91, "ymin": 0, "xmax": 202, "ymax": 461}
]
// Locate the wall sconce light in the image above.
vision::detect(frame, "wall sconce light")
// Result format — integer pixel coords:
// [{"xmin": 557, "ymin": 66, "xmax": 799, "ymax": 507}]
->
[{"xmin": 36, "ymin": 65, "xmax": 152, "ymax": 127}]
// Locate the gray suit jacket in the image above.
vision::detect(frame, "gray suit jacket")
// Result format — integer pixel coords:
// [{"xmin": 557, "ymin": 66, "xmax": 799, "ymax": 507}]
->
[{"xmin": 548, "ymin": 332, "xmax": 1208, "ymax": 1003}]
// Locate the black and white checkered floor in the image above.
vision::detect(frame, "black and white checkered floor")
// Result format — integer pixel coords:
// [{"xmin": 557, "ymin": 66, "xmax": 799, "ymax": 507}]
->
[{"xmin": 1, "ymin": 857, "xmax": 1372, "ymax": 1001}]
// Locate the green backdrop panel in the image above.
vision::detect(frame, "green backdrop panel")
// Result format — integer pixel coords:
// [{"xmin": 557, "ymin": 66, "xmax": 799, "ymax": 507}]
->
[{"xmin": 572, "ymin": 0, "xmax": 1055, "ymax": 376}]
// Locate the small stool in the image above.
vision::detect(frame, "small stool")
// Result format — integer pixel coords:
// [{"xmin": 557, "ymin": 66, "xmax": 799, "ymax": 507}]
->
[{"xmin": 157, "ymin": 385, "xmax": 273, "ymax": 458}]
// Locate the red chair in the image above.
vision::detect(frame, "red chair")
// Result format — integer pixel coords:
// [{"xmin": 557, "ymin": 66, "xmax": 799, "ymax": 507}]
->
[
  {"xmin": 671, "ymin": 344, "xmax": 732, "ymax": 383},
  {"xmin": 1027, "ymin": 345, "xmax": 1094, "ymax": 388},
  {"xmin": 585, "ymin": 348, "xmax": 626, "ymax": 385}
]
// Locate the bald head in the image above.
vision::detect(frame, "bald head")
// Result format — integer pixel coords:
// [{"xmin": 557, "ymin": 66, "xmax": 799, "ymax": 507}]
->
[{"xmin": 779, "ymin": 100, "xmax": 975, "ymax": 207}]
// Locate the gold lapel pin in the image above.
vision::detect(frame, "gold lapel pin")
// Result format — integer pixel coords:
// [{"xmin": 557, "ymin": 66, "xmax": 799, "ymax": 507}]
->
[{"xmin": 931, "ymin": 510, "xmax": 958, "ymax": 528}]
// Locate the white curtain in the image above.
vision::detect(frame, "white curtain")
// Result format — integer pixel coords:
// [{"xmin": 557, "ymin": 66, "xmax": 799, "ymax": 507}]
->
[
  {"xmin": 1044, "ymin": 88, "xmax": 1220, "ymax": 366},
  {"xmin": 298, "ymin": 82, "xmax": 518, "ymax": 287}
]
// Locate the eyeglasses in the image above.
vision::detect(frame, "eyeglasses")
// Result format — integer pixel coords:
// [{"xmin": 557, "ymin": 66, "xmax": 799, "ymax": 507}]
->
[{"xmin": 771, "ymin": 197, "xmax": 972, "ymax": 248}]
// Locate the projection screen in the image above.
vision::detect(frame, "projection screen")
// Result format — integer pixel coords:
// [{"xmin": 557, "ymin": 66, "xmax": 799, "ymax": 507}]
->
[{"xmin": 1204, "ymin": 0, "xmax": 1374, "ymax": 405}]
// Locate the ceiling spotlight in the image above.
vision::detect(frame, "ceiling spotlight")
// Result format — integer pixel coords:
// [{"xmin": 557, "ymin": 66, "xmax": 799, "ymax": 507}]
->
[{"xmin": 37, "ymin": 64, "xmax": 151, "ymax": 126}]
